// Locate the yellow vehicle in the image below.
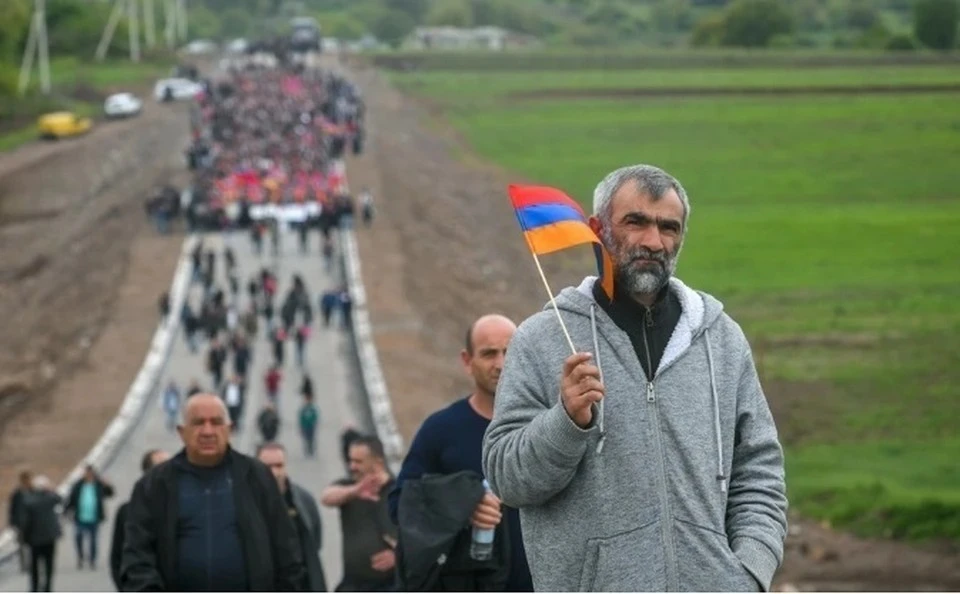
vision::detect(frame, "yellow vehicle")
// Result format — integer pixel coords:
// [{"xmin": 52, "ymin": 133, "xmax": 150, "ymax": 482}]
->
[{"xmin": 37, "ymin": 111, "xmax": 93, "ymax": 140}]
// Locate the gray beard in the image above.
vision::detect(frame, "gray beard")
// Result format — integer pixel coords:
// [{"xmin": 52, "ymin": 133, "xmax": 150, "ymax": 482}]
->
[{"xmin": 602, "ymin": 227, "xmax": 680, "ymax": 298}]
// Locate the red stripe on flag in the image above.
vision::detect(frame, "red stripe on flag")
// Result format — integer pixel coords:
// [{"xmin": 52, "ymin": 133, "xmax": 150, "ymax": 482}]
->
[{"xmin": 509, "ymin": 184, "xmax": 586, "ymax": 218}]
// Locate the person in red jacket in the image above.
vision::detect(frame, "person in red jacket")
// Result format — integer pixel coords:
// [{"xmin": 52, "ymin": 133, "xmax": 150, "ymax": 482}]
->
[{"xmin": 265, "ymin": 364, "xmax": 282, "ymax": 405}]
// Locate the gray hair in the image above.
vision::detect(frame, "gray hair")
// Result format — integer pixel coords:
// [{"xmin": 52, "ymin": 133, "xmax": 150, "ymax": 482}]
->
[
  {"xmin": 181, "ymin": 393, "xmax": 230, "ymax": 425},
  {"xmin": 592, "ymin": 164, "xmax": 691, "ymax": 230}
]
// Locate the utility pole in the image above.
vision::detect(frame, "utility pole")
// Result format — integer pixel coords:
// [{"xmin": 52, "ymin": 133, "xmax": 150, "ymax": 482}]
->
[
  {"xmin": 177, "ymin": 0, "xmax": 188, "ymax": 42},
  {"xmin": 95, "ymin": 0, "xmax": 126, "ymax": 62},
  {"xmin": 143, "ymin": 0, "xmax": 156, "ymax": 49},
  {"xmin": 163, "ymin": 0, "xmax": 177, "ymax": 49},
  {"xmin": 128, "ymin": 0, "xmax": 141, "ymax": 62},
  {"xmin": 18, "ymin": 0, "xmax": 51, "ymax": 95}
]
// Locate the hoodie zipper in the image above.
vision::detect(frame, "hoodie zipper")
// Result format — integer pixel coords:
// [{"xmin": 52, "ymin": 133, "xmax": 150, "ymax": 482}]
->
[{"xmin": 641, "ymin": 307, "xmax": 678, "ymax": 591}]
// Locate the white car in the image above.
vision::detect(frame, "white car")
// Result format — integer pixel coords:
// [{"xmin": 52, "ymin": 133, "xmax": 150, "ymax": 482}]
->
[
  {"xmin": 104, "ymin": 92, "xmax": 143, "ymax": 118},
  {"xmin": 154, "ymin": 78, "xmax": 203, "ymax": 102}
]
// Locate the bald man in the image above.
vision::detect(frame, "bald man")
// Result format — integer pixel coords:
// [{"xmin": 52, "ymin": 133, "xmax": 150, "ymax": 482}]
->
[
  {"xmin": 120, "ymin": 394, "xmax": 305, "ymax": 592},
  {"xmin": 387, "ymin": 314, "xmax": 533, "ymax": 591}
]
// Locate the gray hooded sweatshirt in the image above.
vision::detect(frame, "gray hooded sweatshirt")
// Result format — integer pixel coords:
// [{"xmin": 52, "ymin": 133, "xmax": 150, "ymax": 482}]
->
[{"xmin": 482, "ymin": 276, "xmax": 787, "ymax": 592}]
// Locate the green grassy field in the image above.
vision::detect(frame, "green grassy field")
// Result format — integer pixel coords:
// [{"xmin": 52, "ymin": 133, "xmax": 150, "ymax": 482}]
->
[
  {"xmin": 392, "ymin": 65, "xmax": 960, "ymax": 101},
  {"xmin": 372, "ymin": 48, "xmax": 960, "ymax": 71},
  {"xmin": 390, "ymin": 59, "xmax": 960, "ymax": 541}
]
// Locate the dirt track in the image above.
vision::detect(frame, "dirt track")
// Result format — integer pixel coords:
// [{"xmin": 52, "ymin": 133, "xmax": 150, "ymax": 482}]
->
[
  {"xmin": 0, "ymin": 96, "xmax": 190, "ymax": 515},
  {"xmin": 341, "ymin": 62, "xmax": 960, "ymax": 591}
]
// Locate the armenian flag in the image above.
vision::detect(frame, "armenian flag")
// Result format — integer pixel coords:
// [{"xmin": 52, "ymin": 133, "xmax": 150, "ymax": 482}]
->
[{"xmin": 509, "ymin": 184, "xmax": 614, "ymax": 300}]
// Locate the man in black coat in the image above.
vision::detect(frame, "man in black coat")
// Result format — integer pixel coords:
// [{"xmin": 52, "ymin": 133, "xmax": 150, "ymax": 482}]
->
[
  {"xmin": 8, "ymin": 469, "xmax": 33, "ymax": 574},
  {"xmin": 109, "ymin": 449, "xmax": 170, "ymax": 591},
  {"xmin": 120, "ymin": 393, "xmax": 305, "ymax": 592},
  {"xmin": 19, "ymin": 475, "xmax": 63, "ymax": 592},
  {"xmin": 256, "ymin": 443, "xmax": 328, "ymax": 592}
]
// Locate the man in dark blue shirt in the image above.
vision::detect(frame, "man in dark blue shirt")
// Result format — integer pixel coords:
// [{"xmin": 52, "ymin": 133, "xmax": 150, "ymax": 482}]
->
[{"xmin": 389, "ymin": 314, "xmax": 533, "ymax": 592}]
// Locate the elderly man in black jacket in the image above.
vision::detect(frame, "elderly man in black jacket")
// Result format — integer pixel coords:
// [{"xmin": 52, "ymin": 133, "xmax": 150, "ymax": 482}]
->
[
  {"xmin": 109, "ymin": 449, "xmax": 170, "ymax": 591},
  {"xmin": 20, "ymin": 475, "xmax": 63, "ymax": 592},
  {"xmin": 256, "ymin": 442, "xmax": 328, "ymax": 592},
  {"xmin": 120, "ymin": 393, "xmax": 305, "ymax": 592}
]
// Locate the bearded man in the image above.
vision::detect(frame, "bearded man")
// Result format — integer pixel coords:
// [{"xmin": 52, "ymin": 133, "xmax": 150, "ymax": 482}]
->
[{"xmin": 482, "ymin": 164, "xmax": 787, "ymax": 592}]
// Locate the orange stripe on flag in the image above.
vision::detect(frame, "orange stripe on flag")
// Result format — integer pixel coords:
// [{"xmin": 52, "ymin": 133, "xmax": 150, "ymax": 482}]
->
[{"xmin": 523, "ymin": 220, "xmax": 600, "ymax": 256}]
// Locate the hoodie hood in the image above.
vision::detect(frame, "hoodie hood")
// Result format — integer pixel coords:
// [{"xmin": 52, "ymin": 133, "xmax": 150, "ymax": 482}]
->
[{"xmin": 543, "ymin": 276, "xmax": 729, "ymax": 492}]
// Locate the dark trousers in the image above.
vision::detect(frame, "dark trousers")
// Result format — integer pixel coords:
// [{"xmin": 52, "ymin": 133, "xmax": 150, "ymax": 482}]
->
[
  {"xmin": 228, "ymin": 405, "xmax": 243, "ymax": 429},
  {"xmin": 29, "ymin": 543, "xmax": 55, "ymax": 592},
  {"xmin": 17, "ymin": 532, "xmax": 29, "ymax": 573},
  {"xmin": 301, "ymin": 427, "xmax": 316, "ymax": 457},
  {"xmin": 75, "ymin": 521, "xmax": 98, "ymax": 564}
]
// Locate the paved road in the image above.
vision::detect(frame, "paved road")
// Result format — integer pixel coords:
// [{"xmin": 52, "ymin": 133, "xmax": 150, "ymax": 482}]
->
[{"xmin": 0, "ymin": 228, "xmax": 370, "ymax": 592}]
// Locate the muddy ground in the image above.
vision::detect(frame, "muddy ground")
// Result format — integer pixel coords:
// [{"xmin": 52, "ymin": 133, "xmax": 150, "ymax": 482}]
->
[
  {"xmin": 0, "ymin": 93, "xmax": 191, "ymax": 520},
  {"xmin": 341, "ymin": 62, "xmax": 960, "ymax": 591}
]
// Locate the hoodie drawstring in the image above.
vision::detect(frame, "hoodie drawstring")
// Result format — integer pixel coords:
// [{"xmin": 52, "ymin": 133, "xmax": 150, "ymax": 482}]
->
[
  {"xmin": 589, "ymin": 305, "xmax": 606, "ymax": 454},
  {"xmin": 704, "ymin": 328, "xmax": 728, "ymax": 493}
]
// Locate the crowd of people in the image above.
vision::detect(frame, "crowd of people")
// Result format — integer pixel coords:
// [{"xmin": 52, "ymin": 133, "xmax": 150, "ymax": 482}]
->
[
  {"xmin": 6, "ymin": 46, "xmax": 790, "ymax": 594},
  {"xmin": 181, "ymin": 59, "xmax": 366, "ymax": 234}
]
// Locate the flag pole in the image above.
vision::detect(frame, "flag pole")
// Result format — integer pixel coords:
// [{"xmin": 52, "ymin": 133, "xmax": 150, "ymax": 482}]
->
[{"xmin": 530, "ymin": 251, "xmax": 578, "ymax": 356}]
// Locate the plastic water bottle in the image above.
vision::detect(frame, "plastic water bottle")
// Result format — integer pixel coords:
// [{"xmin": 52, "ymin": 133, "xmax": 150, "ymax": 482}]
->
[{"xmin": 470, "ymin": 480, "xmax": 495, "ymax": 561}]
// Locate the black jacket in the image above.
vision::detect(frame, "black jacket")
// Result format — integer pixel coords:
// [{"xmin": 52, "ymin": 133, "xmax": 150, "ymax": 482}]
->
[
  {"xmin": 396, "ymin": 470, "xmax": 510, "ymax": 592},
  {"xmin": 119, "ymin": 448, "xmax": 305, "ymax": 592},
  {"xmin": 8, "ymin": 487, "xmax": 28, "ymax": 531},
  {"xmin": 110, "ymin": 502, "xmax": 130, "ymax": 590},
  {"xmin": 19, "ymin": 491, "xmax": 63, "ymax": 547},
  {"xmin": 65, "ymin": 477, "xmax": 115, "ymax": 524},
  {"xmin": 289, "ymin": 481, "xmax": 327, "ymax": 592}
]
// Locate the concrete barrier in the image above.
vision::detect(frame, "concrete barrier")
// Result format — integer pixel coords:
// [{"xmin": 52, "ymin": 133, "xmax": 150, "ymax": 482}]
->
[
  {"xmin": 0, "ymin": 235, "xmax": 199, "ymax": 567},
  {"xmin": 339, "ymin": 225, "xmax": 405, "ymax": 476}
]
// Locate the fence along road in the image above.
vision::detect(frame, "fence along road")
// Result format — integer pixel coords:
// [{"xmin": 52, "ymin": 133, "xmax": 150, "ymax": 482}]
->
[{"xmin": 0, "ymin": 228, "xmax": 370, "ymax": 591}]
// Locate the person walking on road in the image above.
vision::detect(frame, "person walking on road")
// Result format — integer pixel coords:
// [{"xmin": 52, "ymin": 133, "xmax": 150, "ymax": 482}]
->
[
  {"xmin": 256, "ymin": 443, "xmax": 328, "ymax": 592},
  {"xmin": 294, "ymin": 323, "xmax": 310, "ymax": 369},
  {"xmin": 321, "ymin": 237, "xmax": 334, "ymax": 273},
  {"xmin": 161, "ymin": 381, "xmax": 181, "ymax": 432},
  {"xmin": 8, "ymin": 469, "xmax": 33, "ymax": 574},
  {"xmin": 257, "ymin": 403, "xmax": 281, "ymax": 444},
  {"xmin": 109, "ymin": 449, "xmax": 170, "ymax": 591},
  {"xmin": 120, "ymin": 393, "xmax": 306, "ymax": 591},
  {"xmin": 482, "ymin": 164, "xmax": 788, "ymax": 592},
  {"xmin": 320, "ymin": 435, "xmax": 398, "ymax": 592},
  {"xmin": 338, "ymin": 287, "xmax": 353, "ymax": 329},
  {"xmin": 19, "ymin": 475, "xmax": 62, "ymax": 592},
  {"xmin": 206, "ymin": 337, "xmax": 227, "ymax": 389},
  {"xmin": 298, "ymin": 394, "xmax": 319, "ymax": 458},
  {"xmin": 389, "ymin": 314, "xmax": 533, "ymax": 591},
  {"xmin": 272, "ymin": 326, "xmax": 287, "ymax": 367},
  {"xmin": 182, "ymin": 303, "xmax": 200, "ymax": 354},
  {"xmin": 64, "ymin": 464, "xmax": 115, "ymax": 570},
  {"xmin": 319, "ymin": 289, "xmax": 338, "ymax": 328},
  {"xmin": 265, "ymin": 363, "xmax": 283, "ymax": 405},
  {"xmin": 222, "ymin": 374, "xmax": 246, "ymax": 431},
  {"xmin": 232, "ymin": 334, "xmax": 252, "ymax": 379}
]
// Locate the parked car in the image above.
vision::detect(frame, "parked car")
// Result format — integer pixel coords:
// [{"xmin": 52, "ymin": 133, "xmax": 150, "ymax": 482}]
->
[
  {"xmin": 154, "ymin": 78, "xmax": 203, "ymax": 102},
  {"xmin": 37, "ymin": 111, "xmax": 93, "ymax": 140},
  {"xmin": 104, "ymin": 92, "xmax": 143, "ymax": 118}
]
